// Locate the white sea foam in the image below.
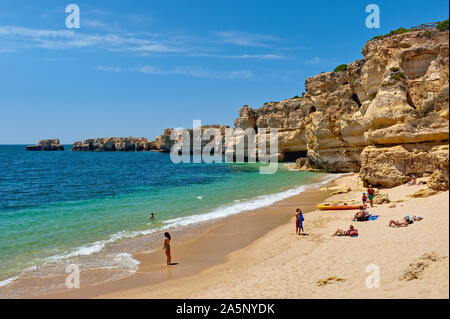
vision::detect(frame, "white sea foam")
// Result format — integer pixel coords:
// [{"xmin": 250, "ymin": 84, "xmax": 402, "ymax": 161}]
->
[
  {"xmin": 1, "ymin": 173, "xmax": 343, "ymax": 292},
  {"xmin": 44, "ymin": 174, "xmax": 343, "ymax": 264},
  {"xmin": 0, "ymin": 275, "xmax": 19, "ymax": 287},
  {"xmin": 112, "ymin": 253, "xmax": 140, "ymax": 273},
  {"xmin": 163, "ymin": 173, "xmax": 342, "ymax": 228}
]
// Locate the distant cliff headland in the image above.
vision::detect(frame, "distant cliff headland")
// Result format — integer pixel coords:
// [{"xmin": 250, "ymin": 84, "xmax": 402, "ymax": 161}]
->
[
  {"xmin": 27, "ymin": 23, "xmax": 449, "ymax": 191},
  {"xmin": 26, "ymin": 139, "xmax": 64, "ymax": 151}
]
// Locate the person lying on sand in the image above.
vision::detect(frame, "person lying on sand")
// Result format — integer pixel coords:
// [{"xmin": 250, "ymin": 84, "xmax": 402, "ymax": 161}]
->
[
  {"xmin": 332, "ymin": 225, "xmax": 358, "ymax": 237},
  {"xmin": 406, "ymin": 175, "xmax": 417, "ymax": 186},
  {"xmin": 389, "ymin": 215, "xmax": 423, "ymax": 227},
  {"xmin": 353, "ymin": 206, "xmax": 370, "ymax": 221}
]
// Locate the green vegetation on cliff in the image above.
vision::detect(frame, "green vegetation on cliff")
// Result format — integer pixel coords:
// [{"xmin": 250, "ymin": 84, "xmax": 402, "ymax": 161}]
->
[
  {"xmin": 333, "ymin": 64, "xmax": 348, "ymax": 72},
  {"xmin": 370, "ymin": 27, "xmax": 410, "ymax": 41},
  {"xmin": 437, "ymin": 19, "xmax": 449, "ymax": 31}
]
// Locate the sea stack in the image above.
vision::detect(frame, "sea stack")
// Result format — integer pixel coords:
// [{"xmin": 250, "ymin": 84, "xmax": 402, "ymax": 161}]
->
[{"xmin": 26, "ymin": 139, "xmax": 64, "ymax": 151}]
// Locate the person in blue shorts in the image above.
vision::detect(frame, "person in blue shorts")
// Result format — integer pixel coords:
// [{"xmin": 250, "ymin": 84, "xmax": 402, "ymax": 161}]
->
[{"xmin": 296, "ymin": 208, "xmax": 305, "ymax": 235}]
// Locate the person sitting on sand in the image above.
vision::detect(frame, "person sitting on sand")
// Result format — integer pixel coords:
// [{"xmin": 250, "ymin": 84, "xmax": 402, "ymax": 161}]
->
[
  {"xmin": 389, "ymin": 215, "xmax": 423, "ymax": 227},
  {"xmin": 353, "ymin": 206, "xmax": 370, "ymax": 221},
  {"xmin": 163, "ymin": 232, "xmax": 172, "ymax": 265},
  {"xmin": 333, "ymin": 225, "xmax": 358, "ymax": 237}
]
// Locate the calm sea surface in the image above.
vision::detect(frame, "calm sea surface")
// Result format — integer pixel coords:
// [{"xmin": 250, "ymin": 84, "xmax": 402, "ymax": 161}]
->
[{"xmin": 0, "ymin": 145, "xmax": 330, "ymax": 296}]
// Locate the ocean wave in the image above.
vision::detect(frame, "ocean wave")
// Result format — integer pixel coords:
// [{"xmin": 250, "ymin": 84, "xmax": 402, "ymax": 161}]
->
[
  {"xmin": 163, "ymin": 173, "xmax": 342, "ymax": 228},
  {"xmin": 0, "ymin": 173, "xmax": 343, "ymax": 289},
  {"xmin": 48, "ymin": 173, "xmax": 343, "ymax": 262},
  {"xmin": 0, "ymin": 275, "xmax": 19, "ymax": 287}
]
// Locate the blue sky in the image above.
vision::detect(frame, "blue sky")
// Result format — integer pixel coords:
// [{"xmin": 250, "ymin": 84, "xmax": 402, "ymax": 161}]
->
[{"xmin": 0, "ymin": 0, "xmax": 448, "ymax": 144}]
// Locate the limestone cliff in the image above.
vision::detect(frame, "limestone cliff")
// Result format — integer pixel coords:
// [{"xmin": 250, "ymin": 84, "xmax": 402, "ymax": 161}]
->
[
  {"xmin": 231, "ymin": 29, "xmax": 449, "ymax": 189},
  {"xmin": 71, "ymin": 125, "xmax": 230, "ymax": 153},
  {"xmin": 72, "ymin": 137, "xmax": 157, "ymax": 151},
  {"xmin": 153, "ymin": 125, "xmax": 230, "ymax": 153},
  {"xmin": 26, "ymin": 139, "xmax": 64, "ymax": 151}
]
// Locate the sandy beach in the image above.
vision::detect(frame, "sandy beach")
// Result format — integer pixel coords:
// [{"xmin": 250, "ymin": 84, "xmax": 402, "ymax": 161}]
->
[{"xmin": 45, "ymin": 173, "xmax": 448, "ymax": 299}]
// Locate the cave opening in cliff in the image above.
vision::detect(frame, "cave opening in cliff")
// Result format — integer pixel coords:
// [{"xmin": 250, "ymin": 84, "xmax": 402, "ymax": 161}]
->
[
  {"xmin": 283, "ymin": 151, "xmax": 307, "ymax": 162},
  {"xmin": 351, "ymin": 93, "xmax": 362, "ymax": 107},
  {"xmin": 308, "ymin": 106, "xmax": 316, "ymax": 114}
]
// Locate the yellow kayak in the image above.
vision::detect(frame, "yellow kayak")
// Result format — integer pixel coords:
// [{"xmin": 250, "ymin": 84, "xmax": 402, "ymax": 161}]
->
[{"xmin": 317, "ymin": 204, "xmax": 365, "ymax": 211}]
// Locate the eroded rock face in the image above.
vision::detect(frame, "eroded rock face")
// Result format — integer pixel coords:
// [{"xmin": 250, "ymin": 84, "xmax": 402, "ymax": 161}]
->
[
  {"xmin": 72, "ymin": 137, "xmax": 156, "ymax": 152},
  {"xmin": 72, "ymin": 125, "xmax": 231, "ymax": 153},
  {"xmin": 26, "ymin": 139, "xmax": 64, "ymax": 151},
  {"xmin": 359, "ymin": 143, "xmax": 448, "ymax": 188},
  {"xmin": 154, "ymin": 125, "xmax": 230, "ymax": 153},
  {"xmin": 230, "ymin": 29, "xmax": 449, "ymax": 189}
]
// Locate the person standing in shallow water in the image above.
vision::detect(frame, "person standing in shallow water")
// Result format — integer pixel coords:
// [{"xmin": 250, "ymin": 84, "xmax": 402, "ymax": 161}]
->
[{"xmin": 163, "ymin": 232, "xmax": 171, "ymax": 265}]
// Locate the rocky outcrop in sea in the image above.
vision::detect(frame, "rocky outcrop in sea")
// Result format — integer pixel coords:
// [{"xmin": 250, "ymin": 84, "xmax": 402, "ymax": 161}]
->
[
  {"xmin": 26, "ymin": 139, "xmax": 64, "ymax": 151},
  {"xmin": 71, "ymin": 137, "xmax": 157, "ymax": 152}
]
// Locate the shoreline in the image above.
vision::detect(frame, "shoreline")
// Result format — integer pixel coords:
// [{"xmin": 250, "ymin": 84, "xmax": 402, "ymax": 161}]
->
[
  {"xmin": 7, "ymin": 172, "xmax": 448, "ymax": 299},
  {"xmin": 97, "ymin": 174, "xmax": 448, "ymax": 299},
  {"xmin": 30, "ymin": 172, "xmax": 339, "ymax": 298}
]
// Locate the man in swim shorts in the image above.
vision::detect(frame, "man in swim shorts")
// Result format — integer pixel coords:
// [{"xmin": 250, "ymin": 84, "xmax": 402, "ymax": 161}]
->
[{"xmin": 367, "ymin": 185, "xmax": 375, "ymax": 207}]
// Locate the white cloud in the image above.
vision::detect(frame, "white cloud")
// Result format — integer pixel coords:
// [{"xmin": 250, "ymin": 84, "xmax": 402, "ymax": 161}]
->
[
  {"xmin": 138, "ymin": 65, "xmax": 253, "ymax": 79},
  {"xmin": 187, "ymin": 53, "xmax": 286, "ymax": 60},
  {"xmin": 0, "ymin": 25, "xmax": 184, "ymax": 53},
  {"xmin": 82, "ymin": 19, "xmax": 123, "ymax": 32},
  {"xmin": 231, "ymin": 54, "xmax": 285, "ymax": 60},
  {"xmin": 304, "ymin": 56, "xmax": 322, "ymax": 65},
  {"xmin": 95, "ymin": 66, "xmax": 121, "ymax": 72},
  {"xmin": 215, "ymin": 31, "xmax": 281, "ymax": 47}
]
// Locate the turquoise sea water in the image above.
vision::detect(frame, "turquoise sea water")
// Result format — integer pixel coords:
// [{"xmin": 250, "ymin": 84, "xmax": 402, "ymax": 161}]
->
[{"xmin": 0, "ymin": 145, "xmax": 330, "ymax": 295}]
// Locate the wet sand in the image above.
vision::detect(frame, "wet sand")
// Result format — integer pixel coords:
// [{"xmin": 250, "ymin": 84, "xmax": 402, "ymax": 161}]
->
[
  {"xmin": 40, "ymin": 174, "xmax": 335, "ymax": 298},
  {"xmin": 97, "ymin": 174, "xmax": 449, "ymax": 299}
]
